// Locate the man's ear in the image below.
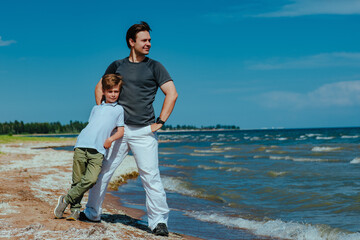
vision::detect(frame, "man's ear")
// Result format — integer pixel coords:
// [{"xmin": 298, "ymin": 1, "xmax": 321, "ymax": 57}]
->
[{"xmin": 129, "ymin": 38, "xmax": 135, "ymax": 47}]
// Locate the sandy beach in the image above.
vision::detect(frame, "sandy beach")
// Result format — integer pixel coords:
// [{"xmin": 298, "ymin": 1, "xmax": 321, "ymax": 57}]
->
[{"xmin": 0, "ymin": 137, "xmax": 199, "ymax": 239}]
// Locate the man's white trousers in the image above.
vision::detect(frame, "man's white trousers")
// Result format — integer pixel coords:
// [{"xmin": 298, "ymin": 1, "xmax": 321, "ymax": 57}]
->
[{"xmin": 84, "ymin": 124, "xmax": 169, "ymax": 230}]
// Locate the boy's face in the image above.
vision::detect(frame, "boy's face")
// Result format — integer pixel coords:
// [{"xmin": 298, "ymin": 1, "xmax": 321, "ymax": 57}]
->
[{"xmin": 103, "ymin": 85, "xmax": 120, "ymax": 103}]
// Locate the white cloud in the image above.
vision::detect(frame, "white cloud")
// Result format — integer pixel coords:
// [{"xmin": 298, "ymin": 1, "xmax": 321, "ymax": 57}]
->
[
  {"xmin": 255, "ymin": 0, "xmax": 360, "ymax": 17},
  {"xmin": 258, "ymin": 80, "xmax": 360, "ymax": 108},
  {"xmin": 0, "ymin": 36, "xmax": 16, "ymax": 47},
  {"xmin": 248, "ymin": 52, "xmax": 360, "ymax": 70}
]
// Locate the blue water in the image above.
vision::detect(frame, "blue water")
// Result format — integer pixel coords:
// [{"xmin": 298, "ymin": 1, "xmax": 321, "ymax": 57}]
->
[{"xmin": 55, "ymin": 127, "xmax": 360, "ymax": 240}]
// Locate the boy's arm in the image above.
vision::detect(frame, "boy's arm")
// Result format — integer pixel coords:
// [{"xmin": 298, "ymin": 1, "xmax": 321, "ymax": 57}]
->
[
  {"xmin": 95, "ymin": 78, "xmax": 103, "ymax": 105},
  {"xmin": 103, "ymin": 126, "xmax": 124, "ymax": 149}
]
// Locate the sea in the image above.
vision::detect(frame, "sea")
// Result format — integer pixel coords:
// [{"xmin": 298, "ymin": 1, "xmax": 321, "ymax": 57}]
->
[{"xmin": 53, "ymin": 127, "xmax": 360, "ymax": 240}]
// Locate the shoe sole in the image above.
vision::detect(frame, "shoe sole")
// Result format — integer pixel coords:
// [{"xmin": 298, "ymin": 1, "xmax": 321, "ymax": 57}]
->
[
  {"xmin": 54, "ymin": 195, "xmax": 65, "ymax": 219},
  {"xmin": 66, "ymin": 217, "xmax": 78, "ymax": 221}
]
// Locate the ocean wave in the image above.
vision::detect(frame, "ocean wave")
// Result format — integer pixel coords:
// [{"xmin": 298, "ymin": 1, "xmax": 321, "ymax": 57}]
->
[
  {"xmin": 276, "ymin": 137, "xmax": 288, "ymax": 141},
  {"xmin": 269, "ymin": 156, "xmax": 292, "ymax": 160},
  {"xmin": 213, "ymin": 160, "xmax": 238, "ymax": 165},
  {"xmin": 311, "ymin": 147, "xmax": 342, "ymax": 152},
  {"xmin": 159, "ymin": 151, "xmax": 177, "ymax": 155},
  {"xmin": 316, "ymin": 136, "xmax": 335, "ymax": 140},
  {"xmin": 189, "ymin": 153, "xmax": 215, "ymax": 157},
  {"xmin": 269, "ymin": 156, "xmax": 337, "ymax": 162},
  {"xmin": 162, "ymin": 176, "xmax": 225, "ymax": 203},
  {"xmin": 198, "ymin": 165, "xmax": 249, "ymax": 172},
  {"xmin": 350, "ymin": 158, "xmax": 360, "ymax": 164},
  {"xmin": 194, "ymin": 149, "xmax": 224, "ymax": 153},
  {"xmin": 185, "ymin": 211, "xmax": 360, "ymax": 240},
  {"xmin": 211, "ymin": 142, "xmax": 225, "ymax": 146},
  {"xmin": 267, "ymin": 171, "xmax": 288, "ymax": 177},
  {"xmin": 341, "ymin": 135, "xmax": 359, "ymax": 139},
  {"xmin": 306, "ymin": 133, "xmax": 322, "ymax": 137},
  {"xmin": 266, "ymin": 149, "xmax": 287, "ymax": 154},
  {"xmin": 250, "ymin": 137, "xmax": 261, "ymax": 141}
]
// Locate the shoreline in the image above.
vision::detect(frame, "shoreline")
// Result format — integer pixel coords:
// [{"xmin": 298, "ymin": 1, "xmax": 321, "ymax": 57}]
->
[{"xmin": 0, "ymin": 138, "xmax": 201, "ymax": 239}]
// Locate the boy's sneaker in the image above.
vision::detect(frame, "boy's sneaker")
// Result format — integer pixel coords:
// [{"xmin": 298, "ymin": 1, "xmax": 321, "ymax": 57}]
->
[
  {"xmin": 152, "ymin": 223, "xmax": 169, "ymax": 237},
  {"xmin": 54, "ymin": 195, "xmax": 68, "ymax": 219},
  {"xmin": 66, "ymin": 210, "xmax": 80, "ymax": 221}
]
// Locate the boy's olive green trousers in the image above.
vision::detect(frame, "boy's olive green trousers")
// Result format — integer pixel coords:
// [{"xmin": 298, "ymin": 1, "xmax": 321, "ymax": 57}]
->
[{"xmin": 65, "ymin": 147, "xmax": 103, "ymax": 212}]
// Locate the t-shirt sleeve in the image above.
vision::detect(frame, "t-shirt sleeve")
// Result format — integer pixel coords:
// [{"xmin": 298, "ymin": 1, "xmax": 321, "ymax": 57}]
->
[
  {"xmin": 88, "ymin": 106, "xmax": 96, "ymax": 122},
  {"xmin": 104, "ymin": 61, "xmax": 119, "ymax": 75},
  {"xmin": 116, "ymin": 106, "xmax": 124, "ymax": 127},
  {"xmin": 152, "ymin": 61, "xmax": 173, "ymax": 86}
]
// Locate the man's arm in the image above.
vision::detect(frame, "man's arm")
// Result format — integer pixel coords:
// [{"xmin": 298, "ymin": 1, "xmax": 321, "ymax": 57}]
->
[
  {"xmin": 151, "ymin": 81, "xmax": 178, "ymax": 132},
  {"xmin": 95, "ymin": 78, "xmax": 103, "ymax": 105},
  {"xmin": 103, "ymin": 126, "xmax": 124, "ymax": 149}
]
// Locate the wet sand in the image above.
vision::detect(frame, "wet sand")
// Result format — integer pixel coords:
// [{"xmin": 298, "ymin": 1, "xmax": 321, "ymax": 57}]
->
[{"xmin": 0, "ymin": 139, "xmax": 200, "ymax": 239}]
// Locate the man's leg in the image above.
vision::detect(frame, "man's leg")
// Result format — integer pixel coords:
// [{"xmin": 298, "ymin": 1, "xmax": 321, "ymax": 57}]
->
[
  {"xmin": 128, "ymin": 125, "xmax": 169, "ymax": 231},
  {"xmin": 84, "ymin": 137, "xmax": 128, "ymax": 221},
  {"xmin": 66, "ymin": 148, "xmax": 103, "ymax": 212}
]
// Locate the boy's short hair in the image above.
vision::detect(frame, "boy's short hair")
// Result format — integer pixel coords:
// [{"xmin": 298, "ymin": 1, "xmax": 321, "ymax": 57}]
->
[
  {"xmin": 102, "ymin": 74, "xmax": 123, "ymax": 90},
  {"xmin": 126, "ymin": 21, "xmax": 151, "ymax": 49}
]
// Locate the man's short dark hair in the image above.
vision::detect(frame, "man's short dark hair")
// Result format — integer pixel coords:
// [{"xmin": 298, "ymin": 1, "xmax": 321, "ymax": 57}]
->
[{"xmin": 126, "ymin": 21, "xmax": 151, "ymax": 49}]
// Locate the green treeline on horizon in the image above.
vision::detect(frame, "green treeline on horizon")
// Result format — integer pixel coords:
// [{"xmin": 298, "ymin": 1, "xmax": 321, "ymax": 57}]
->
[{"xmin": 0, "ymin": 121, "xmax": 239, "ymax": 135}]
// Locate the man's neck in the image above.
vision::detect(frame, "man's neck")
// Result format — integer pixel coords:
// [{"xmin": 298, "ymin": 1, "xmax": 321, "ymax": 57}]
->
[{"xmin": 129, "ymin": 51, "xmax": 146, "ymax": 63}]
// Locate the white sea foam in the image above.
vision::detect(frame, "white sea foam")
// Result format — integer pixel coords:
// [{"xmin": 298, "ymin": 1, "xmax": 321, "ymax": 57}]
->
[
  {"xmin": 198, "ymin": 164, "xmax": 249, "ymax": 172},
  {"xmin": 162, "ymin": 176, "xmax": 200, "ymax": 197},
  {"xmin": 211, "ymin": 142, "xmax": 225, "ymax": 146},
  {"xmin": 185, "ymin": 211, "xmax": 360, "ymax": 240},
  {"xmin": 306, "ymin": 133, "xmax": 322, "ymax": 137},
  {"xmin": 316, "ymin": 136, "xmax": 335, "ymax": 140},
  {"xmin": 159, "ymin": 151, "xmax": 176, "ymax": 155},
  {"xmin": 350, "ymin": 158, "xmax": 360, "ymax": 164},
  {"xmin": 194, "ymin": 149, "xmax": 224, "ymax": 153},
  {"xmin": 269, "ymin": 156, "xmax": 292, "ymax": 160},
  {"xmin": 311, "ymin": 147, "xmax": 342, "ymax": 152},
  {"xmin": 0, "ymin": 202, "xmax": 19, "ymax": 215},
  {"xmin": 189, "ymin": 153, "xmax": 214, "ymax": 157},
  {"xmin": 224, "ymin": 155, "xmax": 240, "ymax": 159},
  {"xmin": 276, "ymin": 137, "xmax": 288, "ymax": 141},
  {"xmin": 250, "ymin": 137, "xmax": 261, "ymax": 141},
  {"xmin": 269, "ymin": 155, "xmax": 334, "ymax": 162},
  {"xmin": 292, "ymin": 157, "xmax": 333, "ymax": 162},
  {"xmin": 341, "ymin": 135, "xmax": 359, "ymax": 139},
  {"xmin": 225, "ymin": 167, "xmax": 248, "ymax": 172}
]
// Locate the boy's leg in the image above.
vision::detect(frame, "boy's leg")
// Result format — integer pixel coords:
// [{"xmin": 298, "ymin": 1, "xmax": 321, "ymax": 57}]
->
[
  {"xmin": 84, "ymin": 137, "xmax": 129, "ymax": 221},
  {"xmin": 127, "ymin": 125, "xmax": 169, "ymax": 231},
  {"xmin": 64, "ymin": 148, "xmax": 87, "ymax": 210},
  {"xmin": 66, "ymin": 148, "xmax": 103, "ymax": 212}
]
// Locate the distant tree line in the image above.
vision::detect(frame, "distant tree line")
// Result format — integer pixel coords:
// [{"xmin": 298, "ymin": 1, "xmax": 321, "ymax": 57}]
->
[
  {"xmin": 0, "ymin": 121, "xmax": 88, "ymax": 135},
  {"xmin": 162, "ymin": 124, "xmax": 240, "ymax": 131},
  {"xmin": 0, "ymin": 121, "xmax": 239, "ymax": 135}
]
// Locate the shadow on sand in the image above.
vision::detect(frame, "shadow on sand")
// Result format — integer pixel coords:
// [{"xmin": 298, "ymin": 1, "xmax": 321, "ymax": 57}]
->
[{"xmin": 100, "ymin": 213, "xmax": 152, "ymax": 234}]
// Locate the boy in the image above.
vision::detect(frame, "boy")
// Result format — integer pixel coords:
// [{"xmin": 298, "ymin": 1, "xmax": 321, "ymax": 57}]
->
[{"xmin": 54, "ymin": 73, "xmax": 124, "ymax": 221}]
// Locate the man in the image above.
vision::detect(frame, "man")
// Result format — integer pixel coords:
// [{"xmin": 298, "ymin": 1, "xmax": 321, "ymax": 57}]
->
[{"xmin": 83, "ymin": 21, "xmax": 178, "ymax": 237}]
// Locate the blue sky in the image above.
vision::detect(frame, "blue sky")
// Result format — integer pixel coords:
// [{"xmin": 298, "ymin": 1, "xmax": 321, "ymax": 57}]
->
[{"xmin": 1, "ymin": 0, "xmax": 360, "ymax": 129}]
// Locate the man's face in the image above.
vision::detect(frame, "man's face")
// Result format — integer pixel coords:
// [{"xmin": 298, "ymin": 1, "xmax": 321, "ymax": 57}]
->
[
  {"xmin": 131, "ymin": 31, "xmax": 151, "ymax": 56},
  {"xmin": 103, "ymin": 85, "xmax": 120, "ymax": 103}
]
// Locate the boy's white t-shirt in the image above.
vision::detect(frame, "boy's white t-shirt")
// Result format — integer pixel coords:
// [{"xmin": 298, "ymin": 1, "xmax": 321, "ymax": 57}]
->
[{"xmin": 74, "ymin": 101, "xmax": 124, "ymax": 155}]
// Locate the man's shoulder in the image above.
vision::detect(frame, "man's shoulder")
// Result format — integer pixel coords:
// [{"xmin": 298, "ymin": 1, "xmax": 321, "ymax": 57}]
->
[
  {"xmin": 145, "ymin": 57, "xmax": 167, "ymax": 71},
  {"xmin": 110, "ymin": 58, "xmax": 128, "ymax": 66}
]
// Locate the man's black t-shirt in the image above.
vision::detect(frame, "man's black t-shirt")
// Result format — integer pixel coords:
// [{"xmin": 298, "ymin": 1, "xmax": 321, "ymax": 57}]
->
[{"xmin": 104, "ymin": 57, "xmax": 172, "ymax": 126}]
